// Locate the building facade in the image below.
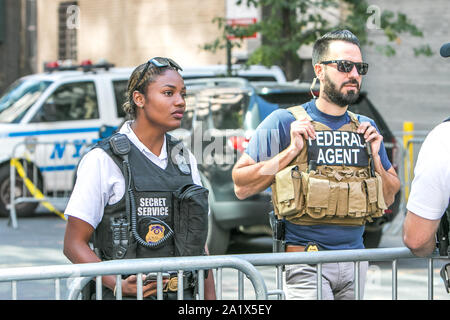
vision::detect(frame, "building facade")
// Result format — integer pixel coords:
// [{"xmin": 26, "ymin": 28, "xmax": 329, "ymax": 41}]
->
[
  {"xmin": 36, "ymin": 0, "xmax": 261, "ymax": 71},
  {"xmin": 1, "ymin": 0, "xmax": 449, "ymax": 133}
]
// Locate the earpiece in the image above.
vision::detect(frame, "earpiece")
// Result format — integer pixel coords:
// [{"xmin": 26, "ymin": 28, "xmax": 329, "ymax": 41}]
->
[{"xmin": 310, "ymin": 77, "xmax": 318, "ymax": 99}]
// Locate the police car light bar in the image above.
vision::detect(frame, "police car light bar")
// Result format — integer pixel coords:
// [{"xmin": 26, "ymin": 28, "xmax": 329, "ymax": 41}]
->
[{"xmin": 44, "ymin": 59, "xmax": 115, "ymax": 73}]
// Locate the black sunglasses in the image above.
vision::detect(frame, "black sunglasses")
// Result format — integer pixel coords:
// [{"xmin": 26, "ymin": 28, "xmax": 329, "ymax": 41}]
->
[
  {"xmin": 132, "ymin": 57, "xmax": 183, "ymax": 93},
  {"xmin": 321, "ymin": 60, "xmax": 369, "ymax": 75}
]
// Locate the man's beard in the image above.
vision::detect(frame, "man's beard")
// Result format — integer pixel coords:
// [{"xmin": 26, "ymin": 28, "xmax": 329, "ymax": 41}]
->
[{"xmin": 322, "ymin": 73, "xmax": 360, "ymax": 107}]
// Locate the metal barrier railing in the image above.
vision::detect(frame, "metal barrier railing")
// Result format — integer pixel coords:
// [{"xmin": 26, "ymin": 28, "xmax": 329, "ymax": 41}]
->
[
  {"xmin": 8, "ymin": 140, "xmax": 90, "ymax": 228},
  {"xmin": 0, "ymin": 255, "xmax": 268, "ymax": 300},
  {"xmin": 0, "ymin": 247, "xmax": 447, "ymax": 300}
]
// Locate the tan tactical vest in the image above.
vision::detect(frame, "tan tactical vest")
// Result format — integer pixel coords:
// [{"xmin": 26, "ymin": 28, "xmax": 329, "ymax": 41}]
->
[{"xmin": 271, "ymin": 105, "xmax": 387, "ymax": 226}]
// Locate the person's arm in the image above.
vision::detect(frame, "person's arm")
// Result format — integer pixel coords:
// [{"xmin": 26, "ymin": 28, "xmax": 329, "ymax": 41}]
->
[
  {"xmin": 403, "ymin": 210, "xmax": 440, "ymax": 257},
  {"xmin": 232, "ymin": 117, "xmax": 315, "ymax": 200},
  {"xmin": 373, "ymin": 155, "xmax": 400, "ymax": 207},
  {"xmin": 402, "ymin": 123, "xmax": 450, "ymax": 257},
  {"xmin": 63, "ymin": 216, "xmax": 116, "ymax": 289},
  {"xmin": 357, "ymin": 121, "xmax": 400, "ymax": 207},
  {"xmin": 64, "ymin": 216, "xmax": 161, "ymax": 297},
  {"xmin": 203, "ymin": 245, "xmax": 216, "ymax": 300}
]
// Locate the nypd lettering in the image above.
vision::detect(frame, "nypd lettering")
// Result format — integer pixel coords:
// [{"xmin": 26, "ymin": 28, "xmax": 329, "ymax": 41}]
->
[
  {"xmin": 138, "ymin": 197, "xmax": 169, "ymax": 216},
  {"xmin": 308, "ymin": 130, "xmax": 369, "ymax": 167}
]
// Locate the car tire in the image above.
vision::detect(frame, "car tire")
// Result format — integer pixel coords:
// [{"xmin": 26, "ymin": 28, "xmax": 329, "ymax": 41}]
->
[
  {"xmin": 207, "ymin": 213, "xmax": 230, "ymax": 255},
  {"xmin": 0, "ymin": 163, "xmax": 41, "ymax": 217}
]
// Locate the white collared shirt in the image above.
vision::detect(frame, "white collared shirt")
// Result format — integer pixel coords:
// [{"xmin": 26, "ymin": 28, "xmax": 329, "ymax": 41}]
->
[{"xmin": 64, "ymin": 121, "xmax": 202, "ymax": 228}]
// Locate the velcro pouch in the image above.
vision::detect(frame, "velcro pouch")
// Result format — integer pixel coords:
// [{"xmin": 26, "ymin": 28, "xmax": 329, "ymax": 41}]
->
[
  {"xmin": 327, "ymin": 181, "xmax": 339, "ymax": 216},
  {"xmin": 305, "ymin": 175, "xmax": 329, "ymax": 219},
  {"xmin": 376, "ymin": 173, "xmax": 387, "ymax": 211},
  {"xmin": 173, "ymin": 184, "xmax": 209, "ymax": 256},
  {"xmin": 348, "ymin": 181, "xmax": 367, "ymax": 217},
  {"xmin": 364, "ymin": 178, "xmax": 378, "ymax": 213},
  {"xmin": 336, "ymin": 182, "xmax": 349, "ymax": 217},
  {"xmin": 273, "ymin": 165, "xmax": 303, "ymax": 216}
]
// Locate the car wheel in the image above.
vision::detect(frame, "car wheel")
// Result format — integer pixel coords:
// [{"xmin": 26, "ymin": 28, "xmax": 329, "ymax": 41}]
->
[
  {"xmin": 0, "ymin": 163, "xmax": 41, "ymax": 217},
  {"xmin": 206, "ymin": 213, "xmax": 230, "ymax": 255}
]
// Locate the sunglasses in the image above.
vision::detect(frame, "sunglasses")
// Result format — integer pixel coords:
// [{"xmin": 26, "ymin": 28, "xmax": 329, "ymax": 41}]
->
[
  {"xmin": 132, "ymin": 57, "xmax": 183, "ymax": 93},
  {"xmin": 321, "ymin": 60, "xmax": 369, "ymax": 75}
]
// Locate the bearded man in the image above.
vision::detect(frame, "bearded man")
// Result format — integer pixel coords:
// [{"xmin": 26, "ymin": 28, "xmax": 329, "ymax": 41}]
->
[{"xmin": 232, "ymin": 30, "xmax": 400, "ymax": 300}]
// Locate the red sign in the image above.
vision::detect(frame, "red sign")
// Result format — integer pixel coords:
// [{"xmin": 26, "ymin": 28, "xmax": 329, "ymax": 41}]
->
[{"xmin": 226, "ymin": 17, "xmax": 258, "ymax": 40}]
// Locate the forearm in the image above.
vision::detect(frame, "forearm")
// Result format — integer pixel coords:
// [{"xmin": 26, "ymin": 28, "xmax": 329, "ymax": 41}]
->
[
  {"xmin": 64, "ymin": 239, "xmax": 116, "ymax": 290},
  {"xmin": 63, "ymin": 217, "xmax": 116, "ymax": 290},
  {"xmin": 403, "ymin": 210, "xmax": 440, "ymax": 257},
  {"xmin": 204, "ymin": 270, "xmax": 216, "ymax": 300},
  {"xmin": 373, "ymin": 155, "xmax": 400, "ymax": 207},
  {"xmin": 203, "ymin": 245, "xmax": 216, "ymax": 300},
  {"xmin": 406, "ymin": 235, "xmax": 436, "ymax": 257},
  {"xmin": 232, "ymin": 145, "xmax": 299, "ymax": 200}
]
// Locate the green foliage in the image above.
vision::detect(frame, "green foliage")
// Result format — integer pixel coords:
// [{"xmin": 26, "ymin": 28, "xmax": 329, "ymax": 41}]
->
[{"xmin": 201, "ymin": 0, "xmax": 433, "ymax": 80}]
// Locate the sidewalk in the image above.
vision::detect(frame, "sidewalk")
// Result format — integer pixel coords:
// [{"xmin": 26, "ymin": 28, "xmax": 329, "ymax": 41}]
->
[{"xmin": 0, "ymin": 213, "xmax": 69, "ymax": 268}]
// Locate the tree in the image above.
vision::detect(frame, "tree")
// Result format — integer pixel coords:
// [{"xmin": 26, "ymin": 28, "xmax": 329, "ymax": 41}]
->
[{"xmin": 201, "ymin": 0, "xmax": 432, "ymax": 81}]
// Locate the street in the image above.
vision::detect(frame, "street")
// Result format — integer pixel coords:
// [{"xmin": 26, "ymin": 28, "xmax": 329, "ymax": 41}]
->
[{"xmin": 0, "ymin": 207, "xmax": 449, "ymax": 300}]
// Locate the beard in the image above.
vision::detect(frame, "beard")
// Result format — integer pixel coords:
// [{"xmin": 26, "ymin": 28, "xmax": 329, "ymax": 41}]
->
[{"xmin": 322, "ymin": 73, "xmax": 361, "ymax": 107}]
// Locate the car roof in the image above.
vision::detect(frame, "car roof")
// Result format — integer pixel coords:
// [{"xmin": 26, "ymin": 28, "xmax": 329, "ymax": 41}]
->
[{"xmin": 24, "ymin": 67, "xmax": 133, "ymax": 82}]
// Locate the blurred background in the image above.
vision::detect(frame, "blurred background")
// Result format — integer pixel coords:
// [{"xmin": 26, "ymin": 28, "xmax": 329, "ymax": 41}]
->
[{"xmin": 0, "ymin": 0, "xmax": 449, "ymax": 133}]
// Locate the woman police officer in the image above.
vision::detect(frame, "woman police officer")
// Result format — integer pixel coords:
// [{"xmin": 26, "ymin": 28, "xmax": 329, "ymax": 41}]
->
[{"xmin": 63, "ymin": 57, "xmax": 216, "ymax": 300}]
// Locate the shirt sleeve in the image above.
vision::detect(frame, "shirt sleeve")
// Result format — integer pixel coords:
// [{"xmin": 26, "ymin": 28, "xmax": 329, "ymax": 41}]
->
[
  {"xmin": 188, "ymin": 150, "xmax": 203, "ymax": 186},
  {"xmin": 245, "ymin": 109, "xmax": 295, "ymax": 162},
  {"xmin": 406, "ymin": 123, "xmax": 450, "ymax": 220},
  {"xmin": 358, "ymin": 115, "xmax": 392, "ymax": 171},
  {"xmin": 64, "ymin": 148, "xmax": 124, "ymax": 228}
]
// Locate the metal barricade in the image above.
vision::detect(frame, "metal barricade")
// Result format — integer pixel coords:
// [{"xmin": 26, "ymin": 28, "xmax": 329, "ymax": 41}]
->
[
  {"xmin": 1, "ymin": 248, "xmax": 448, "ymax": 300},
  {"xmin": 230, "ymin": 248, "xmax": 448, "ymax": 300},
  {"xmin": 0, "ymin": 255, "xmax": 268, "ymax": 300},
  {"xmin": 8, "ymin": 140, "xmax": 90, "ymax": 228}
]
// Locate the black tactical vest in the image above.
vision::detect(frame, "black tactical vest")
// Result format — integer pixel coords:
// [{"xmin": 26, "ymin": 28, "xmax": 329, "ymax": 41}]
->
[{"xmin": 92, "ymin": 133, "xmax": 209, "ymax": 261}]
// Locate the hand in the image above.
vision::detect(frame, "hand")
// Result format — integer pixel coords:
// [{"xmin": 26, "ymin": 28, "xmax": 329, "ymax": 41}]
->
[
  {"xmin": 289, "ymin": 117, "xmax": 316, "ymax": 153},
  {"xmin": 120, "ymin": 274, "xmax": 169, "ymax": 297},
  {"xmin": 357, "ymin": 121, "xmax": 383, "ymax": 156}
]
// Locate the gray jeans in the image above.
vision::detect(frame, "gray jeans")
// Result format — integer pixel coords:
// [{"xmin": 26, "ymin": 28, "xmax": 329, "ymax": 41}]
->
[{"xmin": 283, "ymin": 261, "xmax": 369, "ymax": 300}]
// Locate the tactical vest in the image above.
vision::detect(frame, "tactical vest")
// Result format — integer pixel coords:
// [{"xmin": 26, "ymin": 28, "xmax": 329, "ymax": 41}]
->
[
  {"xmin": 92, "ymin": 133, "xmax": 209, "ymax": 260},
  {"xmin": 271, "ymin": 105, "xmax": 387, "ymax": 226}
]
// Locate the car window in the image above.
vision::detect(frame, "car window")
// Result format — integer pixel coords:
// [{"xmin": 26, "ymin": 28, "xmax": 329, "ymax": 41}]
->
[
  {"xmin": 112, "ymin": 80, "xmax": 127, "ymax": 118},
  {"xmin": 30, "ymin": 81, "xmax": 99, "ymax": 122},
  {"xmin": 0, "ymin": 79, "xmax": 52, "ymax": 123},
  {"xmin": 194, "ymin": 88, "xmax": 249, "ymax": 130}
]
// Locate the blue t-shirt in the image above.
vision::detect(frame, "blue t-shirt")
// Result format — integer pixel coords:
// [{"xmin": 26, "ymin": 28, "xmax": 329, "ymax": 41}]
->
[{"xmin": 246, "ymin": 99, "xmax": 392, "ymax": 250}]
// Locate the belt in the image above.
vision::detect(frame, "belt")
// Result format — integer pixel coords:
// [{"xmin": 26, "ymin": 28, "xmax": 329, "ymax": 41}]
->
[
  {"xmin": 285, "ymin": 245, "xmax": 306, "ymax": 252},
  {"xmin": 286, "ymin": 243, "xmax": 320, "ymax": 252}
]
